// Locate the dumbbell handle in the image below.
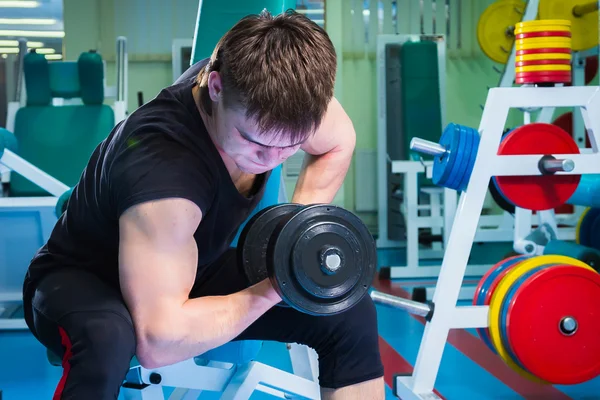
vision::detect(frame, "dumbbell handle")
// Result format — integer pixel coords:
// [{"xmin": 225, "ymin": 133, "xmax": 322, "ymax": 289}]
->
[
  {"xmin": 410, "ymin": 138, "xmax": 448, "ymax": 157},
  {"xmin": 370, "ymin": 290, "xmax": 433, "ymax": 318},
  {"xmin": 573, "ymin": 1, "xmax": 598, "ymax": 17}
]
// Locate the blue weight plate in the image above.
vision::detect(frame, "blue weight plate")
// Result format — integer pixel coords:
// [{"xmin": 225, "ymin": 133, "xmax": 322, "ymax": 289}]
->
[
  {"xmin": 433, "ymin": 124, "xmax": 462, "ymax": 187},
  {"xmin": 475, "ymin": 255, "xmax": 529, "ymax": 353},
  {"xmin": 587, "ymin": 210, "xmax": 600, "ymax": 251},
  {"xmin": 499, "ymin": 264, "xmax": 554, "ymax": 372},
  {"xmin": 446, "ymin": 125, "xmax": 474, "ymax": 191},
  {"xmin": 457, "ymin": 127, "xmax": 481, "ymax": 192},
  {"xmin": 579, "ymin": 208, "xmax": 600, "ymax": 248}
]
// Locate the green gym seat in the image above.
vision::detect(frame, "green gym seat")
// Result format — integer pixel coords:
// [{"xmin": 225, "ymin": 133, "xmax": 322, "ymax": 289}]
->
[{"xmin": 9, "ymin": 50, "xmax": 115, "ymax": 197}]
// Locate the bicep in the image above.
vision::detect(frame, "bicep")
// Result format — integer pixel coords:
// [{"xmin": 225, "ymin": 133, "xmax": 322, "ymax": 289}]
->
[{"xmin": 118, "ymin": 198, "xmax": 202, "ymax": 329}]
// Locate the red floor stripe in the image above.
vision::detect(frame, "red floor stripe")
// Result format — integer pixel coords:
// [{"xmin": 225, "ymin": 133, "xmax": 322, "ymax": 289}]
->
[
  {"xmin": 372, "ymin": 279, "xmax": 572, "ymax": 400},
  {"xmin": 379, "ymin": 336, "xmax": 446, "ymax": 399}
]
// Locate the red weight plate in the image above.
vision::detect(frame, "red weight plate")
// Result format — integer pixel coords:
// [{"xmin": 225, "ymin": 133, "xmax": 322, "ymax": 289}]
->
[
  {"xmin": 515, "ymin": 71, "xmax": 572, "ymax": 78},
  {"xmin": 506, "ymin": 265, "xmax": 600, "ymax": 384},
  {"xmin": 515, "ymin": 74, "xmax": 572, "ymax": 84},
  {"xmin": 586, "ymin": 56, "xmax": 599, "ymax": 85},
  {"xmin": 515, "ymin": 59, "xmax": 571, "ymax": 67},
  {"xmin": 517, "ymin": 48, "xmax": 572, "ymax": 56},
  {"xmin": 515, "ymin": 31, "xmax": 571, "ymax": 39},
  {"xmin": 516, "ymin": 76, "xmax": 572, "ymax": 84},
  {"xmin": 553, "ymin": 111, "xmax": 591, "ymax": 148},
  {"xmin": 495, "ymin": 123, "xmax": 580, "ymax": 211}
]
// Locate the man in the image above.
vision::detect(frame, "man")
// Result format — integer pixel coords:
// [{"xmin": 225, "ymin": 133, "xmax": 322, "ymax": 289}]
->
[{"xmin": 22, "ymin": 10, "xmax": 384, "ymax": 399}]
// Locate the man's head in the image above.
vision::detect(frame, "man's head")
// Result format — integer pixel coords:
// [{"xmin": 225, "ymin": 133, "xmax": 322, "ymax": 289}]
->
[{"xmin": 197, "ymin": 9, "xmax": 337, "ymax": 174}]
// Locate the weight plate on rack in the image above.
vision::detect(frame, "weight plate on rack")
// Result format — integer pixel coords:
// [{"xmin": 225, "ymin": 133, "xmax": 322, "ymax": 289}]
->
[
  {"xmin": 477, "ymin": 0, "xmax": 527, "ymax": 64},
  {"xmin": 473, "ymin": 255, "xmax": 529, "ymax": 352},
  {"xmin": 577, "ymin": 208, "xmax": 600, "ymax": 246},
  {"xmin": 506, "ymin": 264, "xmax": 600, "ymax": 384},
  {"xmin": 446, "ymin": 124, "xmax": 474, "ymax": 191},
  {"xmin": 553, "ymin": 111, "xmax": 591, "ymax": 147},
  {"xmin": 494, "ymin": 123, "xmax": 581, "ymax": 211},
  {"xmin": 515, "ymin": 30, "xmax": 571, "ymax": 39},
  {"xmin": 473, "ymin": 256, "xmax": 525, "ymax": 352},
  {"xmin": 488, "ymin": 255, "xmax": 591, "ymax": 383},
  {"xmin": 538, "ymin": 0, "xmax": 599, "ymax": 51},
  {"xmin": 267, "ymin": 204, "xmax": 377, "ymax": 316}
]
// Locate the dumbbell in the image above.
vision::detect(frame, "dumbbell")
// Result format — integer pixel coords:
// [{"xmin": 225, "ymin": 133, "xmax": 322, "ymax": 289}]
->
[{"xmin": 237, "ymin": 203, "xmax": 377, "ymax": 316}]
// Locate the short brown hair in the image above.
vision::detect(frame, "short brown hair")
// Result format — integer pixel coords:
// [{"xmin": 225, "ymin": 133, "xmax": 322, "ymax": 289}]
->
[{"xmin": 197, "ymin": 9, "xmax": 337, "ymax": 142}]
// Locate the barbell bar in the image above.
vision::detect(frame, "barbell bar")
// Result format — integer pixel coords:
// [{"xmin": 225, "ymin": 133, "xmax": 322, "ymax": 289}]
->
[
  {"xmin": 370, "ymin": 290, "xmax": 435, "ymax": 321},
  {"xmin": 409, "ymin": 136, "xmax": 576, "ymax": 175}
]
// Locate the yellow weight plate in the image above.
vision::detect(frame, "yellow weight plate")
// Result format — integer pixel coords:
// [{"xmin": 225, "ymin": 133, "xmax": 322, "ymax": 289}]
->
[
  {"xmin": 575, "ymin": 207, "xmax": 591, "ymax": 244},
  {"xmin": 515, "ymin": 25, "xmax": 572, "ymax": 34},
  {"xmin": 477, "ymin": 0, "xmax": 527, "ymax": 64},
  {"xmin": 515, "ymin": 64, "xmax": 572, "ymax": 72},
  {"xmin": 516, "ymin": 41, "xmax": 572, "ymax": 50},
  {"xmin": 488, "ymin": 255, "xmax": 594, "ymax": 383},
  {"xmin": 539, "ymin": 0, "xmax": 599, "ymax": 50},
  {"xmin": 516, "ymin": 37, "xmax": 572, "ymax": 46},
  {"xmin": 516, "ymin": 53, "xmax": 572, "ymax": 61},
  {"xmin": 516, "ymin": 19, "xmax": 572, "ymax": 28}
]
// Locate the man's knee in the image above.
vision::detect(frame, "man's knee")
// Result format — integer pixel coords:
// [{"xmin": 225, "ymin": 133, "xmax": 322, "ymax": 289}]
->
[
  {"xmin": 315, "ymin": 295, "xmax": 383, "ymax": 388},
  {"xmin": 60, "ymin": 310, "xmax": 136, "ymax": 372}
]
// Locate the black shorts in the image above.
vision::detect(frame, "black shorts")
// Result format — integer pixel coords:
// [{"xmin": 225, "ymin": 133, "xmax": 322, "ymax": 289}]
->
[{"xmin": 23, "ymin": 248, "xmax": 384, "ymax": 399}]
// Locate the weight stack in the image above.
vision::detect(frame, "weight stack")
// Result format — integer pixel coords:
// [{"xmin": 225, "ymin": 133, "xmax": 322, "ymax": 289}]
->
[{"xmin": 514, "ymin": 19, "xmax": 573, "ymax": 85}]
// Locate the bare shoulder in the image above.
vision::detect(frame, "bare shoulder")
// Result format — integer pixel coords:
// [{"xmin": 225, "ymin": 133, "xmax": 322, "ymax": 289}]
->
[{"xmin": 119, "ymin": 198, "xmax": 202, "ymax": 244}]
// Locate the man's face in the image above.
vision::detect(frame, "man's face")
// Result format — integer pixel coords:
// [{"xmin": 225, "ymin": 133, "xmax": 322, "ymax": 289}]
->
[
  {"xmin": 205, "ymin": 71, "xmax": 306, "ymax": 174},
  {"xmin": 213, "ymin": 103, "xmax": 304, "ymax": 174}
]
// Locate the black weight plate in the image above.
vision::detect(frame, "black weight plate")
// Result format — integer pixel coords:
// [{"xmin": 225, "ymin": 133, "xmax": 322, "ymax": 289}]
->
[
  {"xmin": 237, "ymin": 203, "xmax": 303, "ymax": 286},
  {"xmin": 267, "ymin": 204, "xmax": 377, "ymax": 316},
  {"xmin": 489, "ymin": 178, "xmax": 515, "ymax": 214}
]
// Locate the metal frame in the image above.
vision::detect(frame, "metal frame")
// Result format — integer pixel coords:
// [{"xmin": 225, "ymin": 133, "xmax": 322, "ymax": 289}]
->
[
  {"xmin": 121, "ymin": 343, "xmax": 321, "ymax": 400},
  {"xmin": 392, "ymin": 85, "xmax": 600, "ymax": 399},
  {"xmin": 376, "ymin": 33, "xmax": 447, "ymax": 248},
  {"xmin": 0, "ymin": 146, "xmax": 69, "ymax": 330}
]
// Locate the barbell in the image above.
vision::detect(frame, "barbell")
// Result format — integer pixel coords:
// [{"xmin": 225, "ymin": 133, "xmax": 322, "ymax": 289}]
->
[
  {"xmin": 409, "ymin": 122, "xmax": 600, "ymax": 211},
  {"xmin": 372, "ymin": 253, "xmax": 600, "ymax": 385},
  {"xmin": 478, "ymin": 0, "xmax": 599, "ymax": 64},
  {"xmin": 237, "ymin": 203, "xmax": 377, "ymax": 316}
]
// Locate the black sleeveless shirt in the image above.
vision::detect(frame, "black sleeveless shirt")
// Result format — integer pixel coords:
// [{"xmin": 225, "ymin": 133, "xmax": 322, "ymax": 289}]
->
[{"xmin": 24, "ymin": 59, "xmax": 269, "ymax": 298}]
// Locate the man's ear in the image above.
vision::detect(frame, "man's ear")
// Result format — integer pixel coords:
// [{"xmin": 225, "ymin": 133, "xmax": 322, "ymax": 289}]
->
[{"xmin": 207, "ymin": 71, "xmax": 223, "ymax": 102}]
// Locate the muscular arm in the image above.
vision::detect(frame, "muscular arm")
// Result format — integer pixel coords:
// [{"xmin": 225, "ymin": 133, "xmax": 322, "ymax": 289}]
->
[
  {"xmin": 292, "ymin": 97, "xmax": 356, "ymax": 204},
  {"xmin": 119, "ymin": 198, "xmax": 281, "ymax": 368}
]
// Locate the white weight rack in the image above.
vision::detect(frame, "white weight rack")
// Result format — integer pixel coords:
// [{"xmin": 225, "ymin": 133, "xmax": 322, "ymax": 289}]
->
[
  {"xmin": 0, "ymin": 145, "xmax": 69, "ymax": 330},
  {"xmin": 392, "ymin": 85, "xmax": 600, "ymax": 399}
]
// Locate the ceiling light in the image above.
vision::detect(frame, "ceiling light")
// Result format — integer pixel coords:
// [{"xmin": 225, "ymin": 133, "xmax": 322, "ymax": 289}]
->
[
  {"xmin": 0, "ymin": 1, "xmax": 40, "ymax": 8},
  {"xmin": 0, "ymin": 39, "xmax": 43, "ymax": 47},
  {"xmin": 0, "ymin": 18, "xmax": 57, "ymax": 25},
  {"xmin": 0, "ymin": 29, "xmax": 64, "ymax": 38},
  {"xmin": 44, "ymin": 54, "xmax": 62, "ymax": 60},
  {"xmin": 0, "ymin": 46, "xmax": 55, "ymax": 53}
]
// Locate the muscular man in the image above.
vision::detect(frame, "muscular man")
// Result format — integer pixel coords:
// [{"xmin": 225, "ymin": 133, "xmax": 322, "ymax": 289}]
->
[{"xmin": 22, "ymin": 10, "xmax": 384, "ymax": 399}]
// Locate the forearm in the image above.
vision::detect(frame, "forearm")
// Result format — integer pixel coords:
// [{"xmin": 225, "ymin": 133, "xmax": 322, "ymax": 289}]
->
[
  {"xmin": 292, "ymin": 148, "xmax": 353, "ymax": 204},
  {"xmin": 138, "ymin": 279, "xmax": 280, "ymax": 367}
]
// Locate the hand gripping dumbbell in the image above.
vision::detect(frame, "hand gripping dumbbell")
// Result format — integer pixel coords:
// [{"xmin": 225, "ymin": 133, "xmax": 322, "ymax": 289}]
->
[{"xmin": 237, "ymin": 203, "xmax": 377, "ymax": 316}]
